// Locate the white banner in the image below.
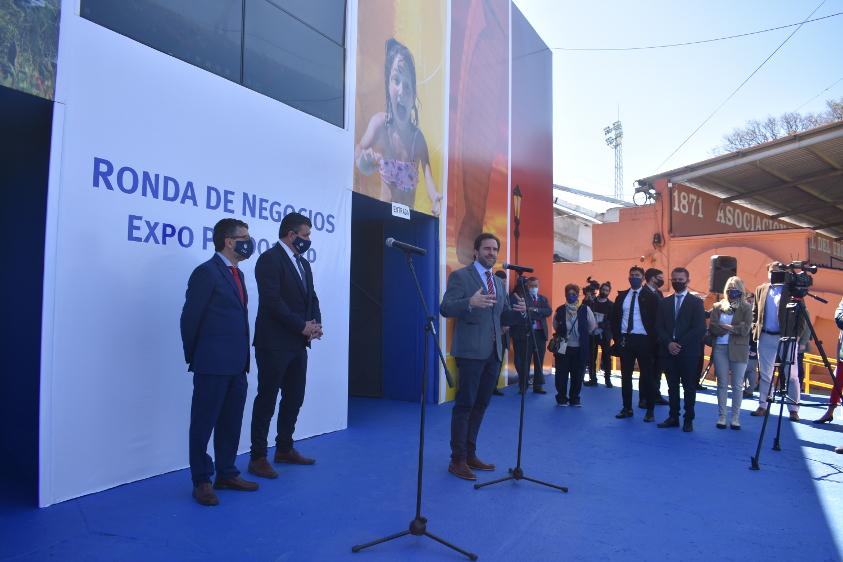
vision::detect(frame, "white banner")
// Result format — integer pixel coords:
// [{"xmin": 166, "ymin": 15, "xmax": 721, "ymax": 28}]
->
[{"xmin": 40, "ymin": 8, "xmax": 352, "ymax": 505}]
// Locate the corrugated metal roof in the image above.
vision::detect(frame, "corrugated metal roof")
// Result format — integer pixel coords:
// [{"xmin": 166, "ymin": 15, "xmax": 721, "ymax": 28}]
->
[{"xmin": 640, "ymin": 121, "xmax": 843, "ymax": 240}]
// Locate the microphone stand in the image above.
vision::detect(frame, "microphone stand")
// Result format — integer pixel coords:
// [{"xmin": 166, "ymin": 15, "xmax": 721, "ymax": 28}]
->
[
  {"xmin": 352, "ymin": 250, "xmax": 477, "ymax": 560},
  {"xmin": 474, "ymin": 270, "xmax": 568, "ymax": 493}
]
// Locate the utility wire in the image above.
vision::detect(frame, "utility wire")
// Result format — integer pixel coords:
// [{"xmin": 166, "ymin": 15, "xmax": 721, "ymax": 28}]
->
[
  {"xmin": 510, "ymin": 11, "xmax": 841, "ymax": 64},
  {"xmin": 553, "ymin": 11, "xmax": 841, "ymax": 51},
  {"xmin": 654, "ymin": 1, "xmax": 827, "ymax": 173},
  {"xmin": 793, "ymin": 75, "xmax": 843, "ymax": 112}
]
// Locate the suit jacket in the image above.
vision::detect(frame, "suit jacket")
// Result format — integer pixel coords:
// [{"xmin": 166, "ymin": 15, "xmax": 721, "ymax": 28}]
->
[
  {"xmin": 751, "ymin": 283, "xmax": 809, "ymax": 346},
  {"xmin": 180, "ymin": 254, "xmax": 250, "ymax": 375},
  {"xmin": 656, "ymin": 292, "xmax": 706, "ymax": 358},
  {"xmin": 253, "ymin": 242, "xmax": 321, "ymax": 351},
  {"xmin": 708, "ymin": 300, "xmax": 753, "ymax": 362},
  {"xmin": 440, "ymin": 264, "xmax": 522, "ymax": 360},
  {"xmin": 610, "ymin": 287, "xmax": 659, "ymax": 344},
  {"xmin": 510, "ymin": 292, "xmax": 552, "ymax": 340}
]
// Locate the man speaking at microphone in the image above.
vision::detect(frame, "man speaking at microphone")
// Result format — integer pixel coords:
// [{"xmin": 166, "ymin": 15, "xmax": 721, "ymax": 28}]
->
[{"xmin": 440, "ymin": 233, "xmax": 527, "ymax": 481}]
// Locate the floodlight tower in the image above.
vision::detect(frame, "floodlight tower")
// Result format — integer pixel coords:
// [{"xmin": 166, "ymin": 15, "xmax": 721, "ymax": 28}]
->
[{"xmin": 604, "ymin": 121, "xmax": 624, "ymax": 200}]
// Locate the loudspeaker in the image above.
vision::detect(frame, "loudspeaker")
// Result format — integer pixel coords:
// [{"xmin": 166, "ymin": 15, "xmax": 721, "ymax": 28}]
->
[{"xmin": 709, "ymin": 255, "xmax": 737, "ymax": 293}]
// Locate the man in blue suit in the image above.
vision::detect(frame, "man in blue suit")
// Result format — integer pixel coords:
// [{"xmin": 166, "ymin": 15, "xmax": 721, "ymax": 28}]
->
[
  {"xmin": 181, "ymin": 218, "xmax": 259, "ymax": 506},
  {"xmin": 656, "ymin": 267, "xmax": 707, "ymax": 433},
  {"xmin": 441, "ymin": 233, "xmax": 526, "ymax": 480},
  {"xmin": 248, "ymin": 212, "xmax": 322, "ymax": 479}
]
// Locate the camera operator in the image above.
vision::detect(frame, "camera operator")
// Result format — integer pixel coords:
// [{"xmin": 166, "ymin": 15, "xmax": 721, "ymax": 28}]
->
[
  {"xmin": 750, "ymin": 262, "xmax": 809, "ymax": 421},
  {"xmin": 585, "ymin": 281, "xmax": 614, "ymax": 387}
]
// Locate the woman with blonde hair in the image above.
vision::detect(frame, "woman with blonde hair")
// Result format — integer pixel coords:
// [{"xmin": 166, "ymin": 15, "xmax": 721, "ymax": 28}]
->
[{"xmin": 708, "ymin": 276, "xmax": 753, "ymax": 429}]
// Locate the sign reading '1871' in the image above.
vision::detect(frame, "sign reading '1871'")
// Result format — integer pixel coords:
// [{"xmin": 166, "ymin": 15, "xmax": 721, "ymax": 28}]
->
[{"xmin": 670, "ymin": 183, "xmax": 797, "ymax": 237}]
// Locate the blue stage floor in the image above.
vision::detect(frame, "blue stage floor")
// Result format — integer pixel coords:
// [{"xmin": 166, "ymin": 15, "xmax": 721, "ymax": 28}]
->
[{"xmin": 2, "ymin": 376, "xmax": 843, "ymax": 561}]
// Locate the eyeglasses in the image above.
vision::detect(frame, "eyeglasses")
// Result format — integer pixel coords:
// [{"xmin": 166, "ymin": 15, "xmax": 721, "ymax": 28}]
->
[{"xmin": 226, "ymin": 234, "xmax": 250, "ymax": 240}]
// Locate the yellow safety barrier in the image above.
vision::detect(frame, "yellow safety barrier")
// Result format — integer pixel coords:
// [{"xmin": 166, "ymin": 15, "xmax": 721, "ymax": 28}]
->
[{"xmin": 803, "ymin": 352, "xmax": 839, "ymax": 395}]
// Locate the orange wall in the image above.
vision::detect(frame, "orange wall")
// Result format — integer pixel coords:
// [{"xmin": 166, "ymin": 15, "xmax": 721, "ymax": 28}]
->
[{"xmin": 552, "ymin": 180, "xmax": 843, "ymax": 359}]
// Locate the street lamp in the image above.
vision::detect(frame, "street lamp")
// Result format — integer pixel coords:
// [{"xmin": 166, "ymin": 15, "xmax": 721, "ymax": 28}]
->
[{"xmin": 513, "ymin": 184, "xmax": 522, "ymax": 264}]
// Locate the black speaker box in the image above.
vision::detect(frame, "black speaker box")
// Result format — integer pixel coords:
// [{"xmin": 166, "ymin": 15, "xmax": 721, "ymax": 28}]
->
[{"xmin": 709, "ymin": 255, "xmax": 737, "ymax": 293}]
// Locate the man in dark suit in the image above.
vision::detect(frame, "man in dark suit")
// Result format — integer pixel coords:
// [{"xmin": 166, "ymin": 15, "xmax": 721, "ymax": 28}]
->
[
  {"xmin": 656, "ymin": 267, "xmax": 707, "ymax": 432},
  {"xmin": 181, "ymin": 218, "xmax": 259, "ymax": 506},
  {"xmin": 441, "ymin": 233, "xmax": 526, "ymax": 481},
  {"xmin": 511, "ymin": 276, "xmax": 552, "ymax": 394},
  {"xmin": 248, "ymin": 212, "xmax": 322, "ymax": 479},
  {"xmin": 611, "ymin": 265, "xmax": 659, "ymax": 421},
  {"xmin": 643, "ymin": 268, "xmax": 669, "ymax": 407}
]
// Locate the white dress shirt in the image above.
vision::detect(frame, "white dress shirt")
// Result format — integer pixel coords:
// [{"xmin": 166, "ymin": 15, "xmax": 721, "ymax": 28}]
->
[{"xmin": 621, "ymin": 289, "xmax": 647, "ymax": 335}]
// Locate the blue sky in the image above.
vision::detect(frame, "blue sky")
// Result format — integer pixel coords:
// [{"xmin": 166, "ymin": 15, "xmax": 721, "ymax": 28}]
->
[{"xmin": 513, "ymin": 0, "xmax": 843, "ymax": 199}]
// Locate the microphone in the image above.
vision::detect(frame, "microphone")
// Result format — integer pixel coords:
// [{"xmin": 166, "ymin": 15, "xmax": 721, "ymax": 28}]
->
[
  {"xmin": 385, "ymin": 237, "xmax": 427, "ymax": 256},
  {"xmin": 502, "ymin": 262, "xmax": 533, "ymax": 273}
]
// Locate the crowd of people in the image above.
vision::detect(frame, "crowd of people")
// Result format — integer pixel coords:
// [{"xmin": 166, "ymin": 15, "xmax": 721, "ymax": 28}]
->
[
  {"xmin": 492, "ymin": 262, "xmax": 843, "ymax": 437},
  {"xmin": 183, "ymin": 222, "xmax": 843, "ymax": 494}
]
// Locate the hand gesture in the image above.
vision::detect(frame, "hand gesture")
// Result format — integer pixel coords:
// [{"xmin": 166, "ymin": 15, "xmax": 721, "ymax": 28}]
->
[
  {"xmin": 309, "ymin": 322, "xmax": 324, "ymax": 342},
  {"xmin": 302, "ymin": 319, "xmax": 319, "ymax": 337},
  {"xmin": 358, "ymin": 148, "xmax": 382, "ymax": 174},
  {"xmin": 512, "ymin": 294, "xmax": 527, "ymax": 313},
  {"xmin": 668, "ymin": 342, "xmax": 682, "ymax": 356},
  {"xmin": 469, "ymin": 288, "xmax": 496, "ymax": 309},
  {"xmin": 720, "ymin": 322, "xmax": 733, "ymax": 332}
]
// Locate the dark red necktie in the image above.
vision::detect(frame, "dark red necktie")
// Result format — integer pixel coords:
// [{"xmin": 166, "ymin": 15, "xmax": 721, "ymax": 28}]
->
[
  {"xmin": 485, "ymin": 271, "xmax": 495, "ymax": 296},
  {"xmin": 229, "ymin": 266, "xmax": 245, "ymax": 305}
]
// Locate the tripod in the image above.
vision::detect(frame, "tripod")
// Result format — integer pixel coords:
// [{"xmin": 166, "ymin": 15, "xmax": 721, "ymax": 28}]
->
[
  {"xmin": 352, "ymin": 252, "xmax": 477, "ymax": 560},
  {"xmin": 750, "ymin": 291, "xmax": 836, "ymax": 470},
  {"xmin": 698, "ymin": 357, "xmax": 714, "ymax": 389},
  {"xmin": 474, "ymin": 270, "xmax": 568, "ymax": 493}
]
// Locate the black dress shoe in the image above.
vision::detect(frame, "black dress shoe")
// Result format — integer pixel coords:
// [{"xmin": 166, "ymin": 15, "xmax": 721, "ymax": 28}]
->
[
  {"xmin": 615, "ymin": 408, "xmax": 633, "ymax": 419},
  {"xmin": 583, "ymin": 379, "xmax": 598, "ymax": 387},
  {"xmin": 655, "ymin": 396, "xmax": 669, "ymax": 406},
  {"xmin": 657, "ymin": 417, "xmax": 679, "ymax": 428},
  {"xmin": 493, "ymin": 389, "xmax": 504, "ymax": 396},
  {"xmin": 643, "ymin": 410, "xmax": 655, "ymax": 422},
  {"xmin": 682, "ymin": 419, "xmax": 694, "ymax": 432},
  {"xmin": 533, "ymin": 387, "xmax": 547, "ymax": 394},
  {"xmin": 604, "ymin": 377, "xmax": 614, "ymax": 388}
]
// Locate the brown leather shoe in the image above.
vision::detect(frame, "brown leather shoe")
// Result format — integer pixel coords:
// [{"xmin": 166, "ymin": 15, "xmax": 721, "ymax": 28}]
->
[
  {"xmin": 213, "ymin": 475, "xmax": 259, "ymax": 491},
  {"xmin": 274, "ymin": 448, "xmax": 316, "ymax": 465},
  {"xmin": 467, "ymin": 456, "xmax": 496, "ymax": 471},
  {"xmin": 448, "ymin": 461, "xmax": 477, "ymax": 481},
  {"xmin": 750, "ymin": 407, "xmax": 767, "ymax": 417},
  {"xmin": 192, "ymin": 482, "xmax": 219, "ymax": 506},
  {"xmin": 789, "ymin": 412, "xmax": 800, "ymax": 422},
  {"xmin": 248, "ymin": 457, "xmax": 279, "ymax": 479}
]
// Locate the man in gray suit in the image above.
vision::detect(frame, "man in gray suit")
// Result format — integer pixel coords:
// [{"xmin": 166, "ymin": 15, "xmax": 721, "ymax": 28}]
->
[{"xmin": 441, "ymin": 233, "xmax": 526, "ymax": 480}]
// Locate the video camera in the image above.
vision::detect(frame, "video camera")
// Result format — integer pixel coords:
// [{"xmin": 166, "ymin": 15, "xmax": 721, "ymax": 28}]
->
[{"xmin": 771, "ymin": 261, "xmax": 817, "ymax": 298}]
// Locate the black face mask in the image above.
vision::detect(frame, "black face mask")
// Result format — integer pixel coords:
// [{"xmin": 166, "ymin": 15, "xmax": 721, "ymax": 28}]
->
[
  {"xmin": 654, "ymin": 278, "xmax": 665, "ymax": 288},
  {"xmin": 234, "ymin": 237, "xmax": 256, "ymax": 259},
  {"xmin": 671, "ymin": 281, "xmax": 687, "ymax": 293},
  {"xmin": 292, "ymin": 236, "xmax": 311, "ymax": 255}
]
